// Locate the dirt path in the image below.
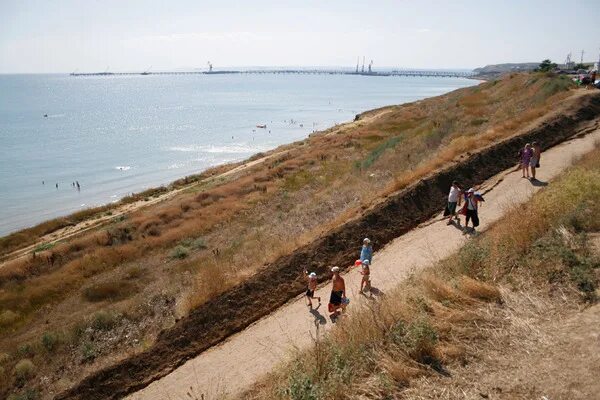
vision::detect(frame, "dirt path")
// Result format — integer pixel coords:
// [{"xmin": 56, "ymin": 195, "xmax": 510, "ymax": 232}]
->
[{"xmin": 127, "ymin": 129, "xmax": 600, "ymax": 400}]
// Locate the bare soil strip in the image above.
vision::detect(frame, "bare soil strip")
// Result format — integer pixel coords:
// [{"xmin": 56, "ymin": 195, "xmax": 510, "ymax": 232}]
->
[
  {"xmin": 55, "ymin": 94, "xmax": 600, "ymax": 400},
  {"xmin": 129, "ymin": 124, "xmax": 600, "ymax": 400}
]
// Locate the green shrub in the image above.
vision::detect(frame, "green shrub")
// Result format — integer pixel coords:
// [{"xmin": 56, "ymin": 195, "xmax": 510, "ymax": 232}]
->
[
  {"xmin": 91, "ymin": 311, "xmax": 118, "ymax": 331},
  {"xmin": 81, "ymin": 342, "xmax": 96, "ymax": 362},
  {"xmin": 41, "ymin": 332, "xmax": 59, "ymax": 352},
  {"xmin": 33, "ymin": 242, "xmax": 54, "ymax": 252},
  {"xmin": 17, "ymin": 344, "xmax": 34, "ymax": 358},
  {"xmin": 179, "ymin": 237, "xmax": 207, "ymax": 250},
  {"xmin": 170, "ymin": 245, "xmax": 189, "ymax": 260},
  {"xmin": 357, "ymin": 135, "xmax": 404, "ymax": 170},
  {"xmin": 281, "ymin": 372, "xmax": 320, "ymax": 400},
  {"xmin": 403, "ymin": 319, "xmax": 438, "ymax": 361}
]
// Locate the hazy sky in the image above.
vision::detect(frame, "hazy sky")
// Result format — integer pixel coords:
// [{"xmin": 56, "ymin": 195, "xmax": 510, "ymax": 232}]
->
[{"xmin": 1, "ymin": 0, "xmax": 599, "ymax": 73}]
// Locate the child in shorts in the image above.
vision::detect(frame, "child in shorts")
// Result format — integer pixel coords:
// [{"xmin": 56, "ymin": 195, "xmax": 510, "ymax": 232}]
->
[{"xmin": 303, "ymin": 269, "xmax": 321, "ymax": 308}]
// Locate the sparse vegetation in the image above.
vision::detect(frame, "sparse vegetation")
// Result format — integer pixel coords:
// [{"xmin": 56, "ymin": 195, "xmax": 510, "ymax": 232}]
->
[
  {"xmin": 82, "ymin": 280, "xmax": 137, "ymax": 302},
  {"xmin": 41, "ymin": 332, "xmax": 59, "ymax": 353},
  {"xmin": 0, "ymin": 73, "xmax": 590, "ymax": 396},
  {"xmin": 246, "ymin": 146, "xmax": 600, "ymax": 399},
  {"xmin": 13, "ymin": 359, "xmax": 34, "ymax": 382},
  {"xmin": 91, "ymin": 311, "xmax": 119, "ymax": 331},
  {"xmin": 170, "ymin": 245, "xmax": 190, "ymax": 260}
]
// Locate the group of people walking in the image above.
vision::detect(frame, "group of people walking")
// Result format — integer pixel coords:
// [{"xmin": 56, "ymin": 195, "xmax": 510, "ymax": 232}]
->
[
  {"xmin": 303, "ymin": 238, "xmax": 373, "ymax": 318},
  {"xmin": 303, "ymin": 141, "xmax": 543, "ymax": 319},
  {"xmin": 444, "ymin": 181, "xmax": 484, "ymax": 233}
]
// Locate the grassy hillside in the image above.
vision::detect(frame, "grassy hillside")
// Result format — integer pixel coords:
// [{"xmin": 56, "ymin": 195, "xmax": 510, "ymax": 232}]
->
[
  {"xmin": 0, "ymin": 73, "xmax": 581, "ymax": 396},
  {"xmin": 245, "ymin": 146, "xmax": 600, "ymax": 400}
]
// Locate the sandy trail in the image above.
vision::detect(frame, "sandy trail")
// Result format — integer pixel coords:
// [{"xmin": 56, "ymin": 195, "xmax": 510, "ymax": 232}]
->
[{"xmin": 129, "ymin": 128, "xmax": 600, "ymax": 400}]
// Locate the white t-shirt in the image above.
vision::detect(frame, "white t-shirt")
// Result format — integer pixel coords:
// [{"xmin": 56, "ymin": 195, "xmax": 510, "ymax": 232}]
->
[
  {"xmin": 467, "ymin": 197, "xmax": 477, "ymax": 210},
  {"xmin": 448, "ymin": 186, "xmax": 460, "ymax": 202}
]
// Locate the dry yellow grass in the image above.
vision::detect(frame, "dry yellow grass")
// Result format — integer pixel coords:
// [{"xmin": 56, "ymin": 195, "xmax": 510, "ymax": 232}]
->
[
  {"xmin": 244, "ymin": 145, "xmax": 600, "ymax": 400},
  {"xmin": 0, "ymin": 73, "xmax": 584, "ymax": 395}
]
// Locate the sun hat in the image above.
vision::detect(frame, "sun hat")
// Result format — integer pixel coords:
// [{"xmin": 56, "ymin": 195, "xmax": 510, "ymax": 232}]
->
[
  {"xmin": 309, "ymin": 272, "xmax": 317, "ymax": 278},
  {"xmin": 331, "ymin": 266, "xmax": 340, "ymax": 273},
  {"xmin": 363, "ymin": 238, "xmax": 371, "ymax": 244}
]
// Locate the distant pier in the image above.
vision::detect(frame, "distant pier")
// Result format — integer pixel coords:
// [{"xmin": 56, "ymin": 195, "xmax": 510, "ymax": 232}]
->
[{"xmin": 69, "ymin": 69, "xmax": 475, "ymax": 78}]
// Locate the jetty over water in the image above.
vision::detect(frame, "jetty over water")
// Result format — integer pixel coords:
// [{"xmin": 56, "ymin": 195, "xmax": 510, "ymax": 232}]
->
[{"xmin": 69, "ymin": 69, "xmax": 475, "ymax": 78}]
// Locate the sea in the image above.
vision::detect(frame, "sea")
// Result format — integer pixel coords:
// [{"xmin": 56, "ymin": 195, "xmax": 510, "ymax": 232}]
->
[{"xmin": 0, "ymin": 72, "xmax": 476, "ymax": 236}]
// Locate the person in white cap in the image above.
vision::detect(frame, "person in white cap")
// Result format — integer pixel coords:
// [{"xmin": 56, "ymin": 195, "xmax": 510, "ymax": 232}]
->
[
  {"xmin": 303, "ymin": 269, "xmax": 321, "ymax": 308},
  {"xmin": 328, "ymin": 266, "xmax": 346, "ymax": 315},
  {"xmin": 360, "ymin": 238, "xmax": 373, "ymax": 264},
  {"xmin": 463, "ymin": 188, "xmax": 481, "ymax": 232}
]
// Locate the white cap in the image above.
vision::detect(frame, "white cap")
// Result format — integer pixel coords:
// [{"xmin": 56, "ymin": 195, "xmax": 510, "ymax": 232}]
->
[
  {"xmin": 362, "ymin": 259, "xmax": 370, "ymax": 265},
  {"xmin": 309, "ymin": 272, "xmax": 317, "ymax": 278},
  {"xmin": 467, "ymin": 188, "xmax": 475, "ymax": 193},
  {"xmin": 331, "ymin": 266, "xmax": 340, "ymax": 273},
  {"xmin": 363, "ymin": 238, "xmax": 370, "ymax": 244}
]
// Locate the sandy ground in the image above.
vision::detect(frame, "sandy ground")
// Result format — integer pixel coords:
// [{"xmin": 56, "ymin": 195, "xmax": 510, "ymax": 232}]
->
[{"xmin": 127, "ymin": 127, "xmax": 600, "ymax": 400}]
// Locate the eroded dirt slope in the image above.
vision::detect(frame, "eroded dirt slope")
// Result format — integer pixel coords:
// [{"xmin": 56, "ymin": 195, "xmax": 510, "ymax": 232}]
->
[{"xmin": 56, "ymin": 94, "xmax": 600, "ymax": 400}]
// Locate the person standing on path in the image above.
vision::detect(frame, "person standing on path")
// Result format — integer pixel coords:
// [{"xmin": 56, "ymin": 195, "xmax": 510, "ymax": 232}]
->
[
  {"xmin": 520, "ymin": 143, "xmax": 533, "ymax": 178},
  {"xmin": 328, "ymin": 266, "xmax": 346, "ymax": 316},
  {"xmin": 530, "ymin": 142, "xmax": 542, "ymax": 181},
  {"xmin": 444, "ymin": 181, "xmax": 462, "ymax": 225},
  {"xmin": 303, "ymin": 269, "xmax": 321, "ymax": 308},
  {"xmin": 360, "ymin": 259, "xmax": 371, "ymax": 295},
  {"xmin": 360, "ymin": 238, "xmax": 373, "ymax": 264},
  {"xmin": 463, "ymin": 188, "xmax": 481, "ymax": 233}
]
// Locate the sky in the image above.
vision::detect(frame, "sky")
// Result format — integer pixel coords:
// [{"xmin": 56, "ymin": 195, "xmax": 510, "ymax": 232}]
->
[{"xmin": 0, "ymin": 0, "xmax": 599, "ymax": 73}]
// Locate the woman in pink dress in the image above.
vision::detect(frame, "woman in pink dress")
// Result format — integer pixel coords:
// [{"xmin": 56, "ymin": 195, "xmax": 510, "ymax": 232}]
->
[{"xmin": 520, "ymin": 143, "xmax": 533, "ymax": 178}]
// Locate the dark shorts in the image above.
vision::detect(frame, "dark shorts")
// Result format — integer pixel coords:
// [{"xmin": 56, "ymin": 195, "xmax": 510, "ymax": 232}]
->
[
  {"xmin": 466, "ymin": 209, "xmax": 479, "ymax": 227},
  {"xmin": 329, "ymin": 290, "xmax": 343, "ymax": 306},
  {"xmin": 306, "ymin": 289, "xmax": 315, "ymax": 297},
  {"xmin": 446, "ymin": 201, "xmax": 457, "ymax": 215}
]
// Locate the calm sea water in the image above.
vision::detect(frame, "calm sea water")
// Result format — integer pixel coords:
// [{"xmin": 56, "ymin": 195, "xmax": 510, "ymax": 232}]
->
[{"xmin": 0, "ymin": 73, "xmax": 475, "ymax": 236}]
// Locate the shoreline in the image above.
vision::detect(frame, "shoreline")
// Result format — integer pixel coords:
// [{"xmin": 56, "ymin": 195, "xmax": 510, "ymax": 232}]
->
[
  {"xmin": 0, "ymin": 77, "xmax": 477, "ymax": 245},
  {"xmin": 60, "ymin": 88, "xmax": 600, "ymax": 400}
]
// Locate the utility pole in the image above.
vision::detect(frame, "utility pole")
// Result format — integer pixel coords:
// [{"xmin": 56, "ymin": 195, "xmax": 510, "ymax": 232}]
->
[
  {"xmin": 361, "ymin": 56, "xmax": 365, "ymax": 73},
  {"xmin": 580, "ymin": 50, "xmax": 584, "ymax": 64},
  {"xmin": 356, "ymin": 57, "xmax": 359, "ymax": 73}
]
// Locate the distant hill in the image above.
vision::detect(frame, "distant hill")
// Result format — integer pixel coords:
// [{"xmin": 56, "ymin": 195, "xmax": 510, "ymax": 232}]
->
[{"xmin": 473, "ymin": 62, "xmax": 540, "ymax": 78}]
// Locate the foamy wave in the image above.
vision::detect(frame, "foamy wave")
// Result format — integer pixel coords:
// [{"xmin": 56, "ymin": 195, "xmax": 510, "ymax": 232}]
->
[
  {"xmin": 168, "ymin": 144, "xmax": 268, "ymax": 154},
  {"xmin": 115, "ymin": 166, "xmax": 131, "ymax": 171}
]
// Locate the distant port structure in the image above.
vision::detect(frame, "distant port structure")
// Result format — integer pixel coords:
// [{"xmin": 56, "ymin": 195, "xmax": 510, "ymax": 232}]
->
[{"xmin": 70, "ymin": 59, "xmax": 474, "ymax": 78}]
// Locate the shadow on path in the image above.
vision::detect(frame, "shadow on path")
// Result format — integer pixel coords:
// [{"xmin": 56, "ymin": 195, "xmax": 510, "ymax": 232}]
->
[
  {"xmin": 530, "ymin": 178, "xmax": 549, "ymax": 187},
  {"xmin": 309, "ymin": 306, "xmax": 327, "ymax": 325}
]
